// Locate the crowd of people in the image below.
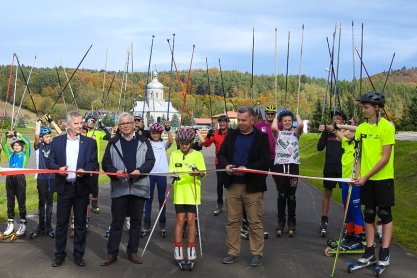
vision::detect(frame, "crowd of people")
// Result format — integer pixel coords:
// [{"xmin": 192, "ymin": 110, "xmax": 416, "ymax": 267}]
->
[{"xmin": 0, "ymin": 91, "xmax": 395, "ymax": 271}]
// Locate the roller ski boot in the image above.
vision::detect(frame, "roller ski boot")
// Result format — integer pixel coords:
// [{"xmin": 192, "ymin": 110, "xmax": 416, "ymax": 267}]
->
[
  {"xmin": 320, "ymin": 216, "xmax": 328, "ymax": 237},
  {"xmin": 104, "ymin": 226, "xmax": 111, "ymax": 238},
  {"xmin": 213, "ymin": 203, "xmax": 224, "ymax": 216},
  {"xmin": 174, "ymin": 242, "xmax": 187, "ymax": 271},
  {"xmin": 160, "ymin": 222, "xmax": 167, "ymax": 238},
  {"xmin": 69, "ymin": 216, "xmax": 74, "ymax": 238},
  {"xmin": 86, "ymin": 217, "xmax": 90, "ymax": 231},
  {"xmin": 186, "ymin": 242, "xmax": 196, "ymax": 271},
  {"xmin": 375, "ymin": 247, "xmax": 390, "ymax": 277},
  {"xmin": 91, "ymin": 198, "xmax": 100, "ymax": 214},
  {"xmin": 240, "ymin": 219, "xmax": 249, "ymax": 240},
  {"xmin": 347, "ymin": 245, "xmax": 377, "ymax": 273},
  {"xmin": 288, "ymin": 217, "xmax": 296, "ymax": 238},
  {"xmin": 140, "ymin": 220, "xmax": 151, "ymax": 238},
  {"xmin": 276, "ymin": 218, "xmax": 286, "ymax": 238},
  {"xmin": 11, "ymin": 220, "xmax": 27, "ymax": 242},
  {"xmin": 0, "ymin": 219, "xmax": 15, "ymax": 240},
  {"xmin": 29, "ymin": 228, "xmax": 45, "ymax": 239}
]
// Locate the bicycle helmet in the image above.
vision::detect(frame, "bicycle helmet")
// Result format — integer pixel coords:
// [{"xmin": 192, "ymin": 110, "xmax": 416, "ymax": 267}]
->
[
  {"xmin": 149, "ymin": 123, "xmax": 164, "ymax": 134},
  {"xmin": 265, "ymin": 105, "xmax": 276, "ymax": 113},
  {"xmin": 218, "ymin": 115, "xmax": 229, "ymax": 122},
  {"xmin": 39, "ymin": 126, "xmax": 52, "ymax": 137},
  {"xmin": 278, "ymin": 109, "xmax": 294, "ymax": 122},
  {"xmin": 356, "ymin": 91, "xmax": 385, "ymax": 107},
  {"xmin": 176, "ymin": 126, "xmax": 196, "ymax": 144}
]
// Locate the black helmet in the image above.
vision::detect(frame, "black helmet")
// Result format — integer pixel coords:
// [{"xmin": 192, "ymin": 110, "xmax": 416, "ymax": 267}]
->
[
  {"xmin": 330, "ymin": 110, "xmax": 347, "ymax": 121},
  {"xmin": 218, "ymin": 115, "xmax": 229, "ymax": 122},
  {"xmin": 356, "ymin": 91, "xmax": 385, "ymax": 108},
  {"xmin": 278, "ymin": 109, "xmax": 294, "ymax": 122}
]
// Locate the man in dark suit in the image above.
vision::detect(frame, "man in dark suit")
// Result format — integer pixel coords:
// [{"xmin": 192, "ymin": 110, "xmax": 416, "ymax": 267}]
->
[{"xmin": 47, "ymin": 111, "xmax": 98, "ymax": 267}]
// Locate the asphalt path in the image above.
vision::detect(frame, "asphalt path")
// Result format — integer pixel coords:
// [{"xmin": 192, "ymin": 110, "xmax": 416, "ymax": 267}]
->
[{"xmin": 0, "ymin": 146, "xmax": 416, "ymax": 278}]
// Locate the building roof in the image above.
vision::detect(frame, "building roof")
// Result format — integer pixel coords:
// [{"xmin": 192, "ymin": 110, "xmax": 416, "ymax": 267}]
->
[{"xmin": 194, "ymin": 118, "xmax": 212, "ymax": 125}]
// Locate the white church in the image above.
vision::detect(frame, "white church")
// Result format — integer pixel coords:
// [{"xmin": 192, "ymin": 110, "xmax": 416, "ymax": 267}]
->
[{"xmin": 131, "ymin": 71, "xmax": 180, "ymax": 125}]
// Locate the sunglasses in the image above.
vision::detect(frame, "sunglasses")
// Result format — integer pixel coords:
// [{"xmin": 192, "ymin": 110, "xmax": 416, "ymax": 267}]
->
[
  {"xmin": 134, "ymin": 119, "xmax": 143, "ymax": 122},
  {"xmin": 266, "ymin": 112, "xmax": 276, "ymax": 116}
]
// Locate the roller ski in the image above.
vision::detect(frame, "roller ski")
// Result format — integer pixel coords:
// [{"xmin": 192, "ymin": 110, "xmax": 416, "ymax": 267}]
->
[
  {"xmin": 374, "ymin": 247, "xmax": 390, "ymax": 277},
  {"xmin": 174, "ymin": 243, "xmax": 187, "ymax": 271},
  {"xmin": 185, "ymin": 243, "xmax": 196, "ymax": 271},
  {"xmin": 326, "ymin": 234, "xmax": 365, "ymax": 256},
  {"xmin": 346, "ymin": 245, "xmax": 377, "ymax": 273},
  {"xmin": 0, "ymin": 219, "xmax": 15, "ymax": 240},
  {"xmin": 320, "ymin": 216, "xmax": 328, "ymax": 237},
  {"xmin": 213, "ymin": 203, "xmax": 224, "ymax": 216},
  {"xmin": 10, "ymin": 220, "xmax": 27, "ymax": 242},
  {"xmin": 140, "ymin": 220, "xmax": 151, "ymax": 238},
  {"xmin": 160, "ymin": 222, "xmax": 167, "ymax": 238}
]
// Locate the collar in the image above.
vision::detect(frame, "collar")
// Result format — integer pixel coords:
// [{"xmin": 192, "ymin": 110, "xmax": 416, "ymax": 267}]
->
[
  {"xmin": 67, "ymin": 134, "xmax": 80, "ymax": 141},
  {"xmin": 121, "ymin": 133, "xmax": 136, "ymax": 141}
]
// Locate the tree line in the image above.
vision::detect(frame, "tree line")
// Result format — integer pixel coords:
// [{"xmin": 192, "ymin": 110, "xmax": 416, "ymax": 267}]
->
[{"xmin": 0, "ymin": 65, "xmax": 416, "ymax": 130}]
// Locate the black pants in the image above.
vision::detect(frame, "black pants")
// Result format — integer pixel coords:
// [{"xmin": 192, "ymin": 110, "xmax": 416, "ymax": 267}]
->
[
  {"xmin": 6, "ymin": 175, "xmax": 26, "ymax": 220},
  {"xmin": 37, "ymin": 179, "xmax": 54, "ymax": 231},
  {"xmin": 107, "ymin": 195, "xmax": 145, "ymax": 256},
  {"xmin": 216, "ymin": 164, "xmax": 225, "ymax": 205},
  {"xmin": 272, "ymin": 164, "xmax": 299, "ymax": 226},
  {"xmin": 55, "ymin": 183, "xmax": 89, "ymax": 259}
]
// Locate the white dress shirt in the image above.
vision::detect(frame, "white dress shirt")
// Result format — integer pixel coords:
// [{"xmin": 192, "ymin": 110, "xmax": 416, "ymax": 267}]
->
[{"xmin": 66, "ymin": 134, "xmax": 80, "ymax": 181}]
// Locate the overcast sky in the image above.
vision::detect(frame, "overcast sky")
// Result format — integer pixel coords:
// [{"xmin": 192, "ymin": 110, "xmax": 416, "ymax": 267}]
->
[{"xmin": 2, "ymin": 0, "xmax": 416, "ymax": 80}]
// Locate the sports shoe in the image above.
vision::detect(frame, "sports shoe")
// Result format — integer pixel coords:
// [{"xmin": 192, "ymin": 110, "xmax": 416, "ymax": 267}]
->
[
  {"xmin": 358, "ymin": 245, "xmax": 375, "ymax": 264},
  {"xmin": 249, "ymin": 255, "xmax": 263, "ymax": 267},
  {"xmin": 222, "ymin": 254, "xmax": 240, "ymax": 264},
  {"xmin": 378, "ymin": 247, "xmax": 390, "ymax": 266}
]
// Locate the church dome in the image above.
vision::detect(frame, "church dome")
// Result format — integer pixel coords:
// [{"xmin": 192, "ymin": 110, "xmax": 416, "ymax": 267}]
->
[{"xmin": 147, "ymin": 71, "xmax": 164, "ymax": 89}]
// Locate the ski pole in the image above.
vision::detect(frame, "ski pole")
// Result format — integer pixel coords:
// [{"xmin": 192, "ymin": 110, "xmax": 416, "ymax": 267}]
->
[
  {"xmin": 330, "ymin": 140, "xmax": 361, "ymax": 277},
  {"xmin": 141, "ymin": 183, "xmax": 173, "ymax": 259},
  {"xmin": 189, "ymin": 164, "xmax": 203, "ymax": 258}
]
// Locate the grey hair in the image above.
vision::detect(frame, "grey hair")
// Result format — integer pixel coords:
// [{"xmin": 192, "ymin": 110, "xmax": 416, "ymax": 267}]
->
[
  {"xmin": 237, "ymin": 106, "xmax": 254, "ymax": 116},
  {"xmin": 66, "ymin": 111, "xmax": 82, "ymax": 124},
  {"xmin": 118, "ymin": 112, "xmax": 134, "ymax": 123}
]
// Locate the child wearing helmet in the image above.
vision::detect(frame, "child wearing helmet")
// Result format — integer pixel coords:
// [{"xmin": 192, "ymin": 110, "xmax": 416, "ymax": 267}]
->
[
  {"xmin": 141, "ymin": 121, "xmax": 173, "ymax": 238},
  {"xmin": 271, "ymin": 109, "xmax": 303, "ymax": 237},
  {"xmin": 169, "ymin": 126, "xmax": 206, "ymax": 269},
  {"xmin": 29, "ymin": 114, "xmax": 63, "ymax": 240},
  {"xmin": 353, "ymin": 92, "xmax": 395, "ymax": 268},
  {"xmin": 0, "ymin": 129, "xmax": 31, "ymax": 239}
]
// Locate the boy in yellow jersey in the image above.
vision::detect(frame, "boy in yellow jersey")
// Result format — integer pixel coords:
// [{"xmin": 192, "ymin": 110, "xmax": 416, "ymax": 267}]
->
[
  {"xmin": 170, "ymin": 127, "xmax": 206, "ymax": 271},
  {"xmin": 353, "ymin": 92, "xmax": 395, "ymax": 269}
]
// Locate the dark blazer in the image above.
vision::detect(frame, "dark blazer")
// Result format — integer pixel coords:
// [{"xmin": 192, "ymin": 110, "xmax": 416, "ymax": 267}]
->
[
  {"xmin": 47, "ymin": 134, "xmax": 98, "ymax": 196},
  {"xmin": 217, "ymin": 127, "xmax": 270, "ymax": 193}
]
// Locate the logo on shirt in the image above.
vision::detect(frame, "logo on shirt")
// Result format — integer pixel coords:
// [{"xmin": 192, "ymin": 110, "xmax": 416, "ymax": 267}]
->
[
  {"xmin": 42, "ymin": 148, "xmax": 51, "ymax": 158},
  {"xmin": 261, "ymin": 127, "xmax": 266, "ymax": 132},
  {"xmin": 175, "ymin": 163, "xmax": 182, "ymax": 168}
]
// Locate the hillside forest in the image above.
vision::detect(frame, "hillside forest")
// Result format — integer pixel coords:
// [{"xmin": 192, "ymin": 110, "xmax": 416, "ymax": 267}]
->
[{"xmin": 1, "ymin": 64, "xmax": 417, "ymax": 130}]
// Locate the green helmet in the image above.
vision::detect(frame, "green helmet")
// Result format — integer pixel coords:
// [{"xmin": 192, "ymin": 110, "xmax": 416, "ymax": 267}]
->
[{"xmin": 265, "ymin": 105, "xmax": 276, "ymax": 113}]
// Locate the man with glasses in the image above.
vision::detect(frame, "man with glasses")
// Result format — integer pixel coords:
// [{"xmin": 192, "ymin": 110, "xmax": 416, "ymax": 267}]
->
[{"xmin": 101, "ymin": 112, "xmax": 155, "ymax": 266}]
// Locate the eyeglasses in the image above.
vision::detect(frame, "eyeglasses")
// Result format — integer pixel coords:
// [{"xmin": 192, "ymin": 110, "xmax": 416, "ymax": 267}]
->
[
  {"xmin": 266, "ymin": 113, "xmax": 276, "ymax": 116},
  {"xmin": 119, "ymin": 122, "xmax": 133, "ymax": 127}
]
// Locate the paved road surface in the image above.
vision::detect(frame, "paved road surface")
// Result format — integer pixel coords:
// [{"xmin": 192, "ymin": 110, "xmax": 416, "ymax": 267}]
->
[{"xmin": 0, "ymin": 146, "xmax": 416, "ymax": 278}]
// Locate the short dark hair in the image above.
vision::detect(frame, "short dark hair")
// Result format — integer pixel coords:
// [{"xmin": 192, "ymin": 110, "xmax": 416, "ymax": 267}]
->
[{"xmin": 237, "ymin": 106, "xmax": 254, "ymax": 116}]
